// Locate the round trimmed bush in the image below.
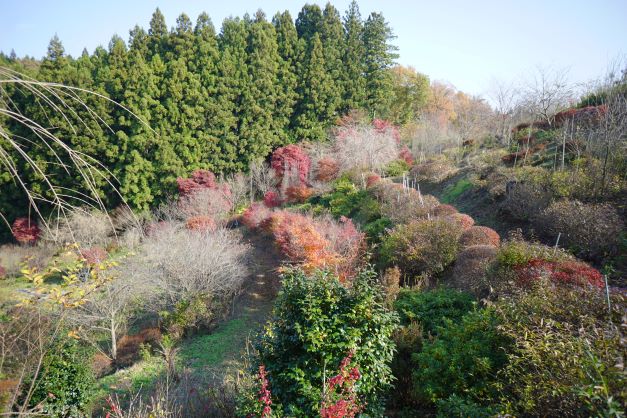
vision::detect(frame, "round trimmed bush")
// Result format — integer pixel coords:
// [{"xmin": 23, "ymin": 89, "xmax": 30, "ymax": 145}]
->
[
  {"xmin": 451, "ymin": 245, "xmax": 498, "ymax": 295},
  {"xmin": 433, "ymin": 204, "xmax": 458, "ymax": 217},
  {"xmin": 459, "ymin": 226, "xmax": 500, "ymax": 249},
  {"xmin": 380, "ymin": 219, "xmax": 463, "ymax": 280},
  {"xmin": 445, "ymin": 213, "xmax": 475, "ymax": 230}
]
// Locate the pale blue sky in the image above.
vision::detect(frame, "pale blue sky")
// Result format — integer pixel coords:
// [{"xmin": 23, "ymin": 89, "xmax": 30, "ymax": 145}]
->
[{"xmin": 1, "ymin": 0, "xmax": 626, "ymax": 97}]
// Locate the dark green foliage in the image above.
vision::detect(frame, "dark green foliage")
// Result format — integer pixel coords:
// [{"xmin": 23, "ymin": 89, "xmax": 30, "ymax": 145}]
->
[
  {"xmin": 255, "ymin": 268, "xmax": 398, "ymax": 416},
  {"xmin": 384, "ymin": 159, "xmax": 410, "ymax": 177},
  {"xmin": 435, "ymin": 395, "xmax": 496, "ymax": 418},
  {"xmin": 394, "ymin": 288, "xmax": 475, "ymax": 334},
  {"xmin": 362, "ymin": 217, "xmax": 392, "ymax": 243},
  {"xmin": 316, "ymin": 178, "xmax": 382, "ymax": 225},
  {"xmin": 23, "ymin": 336, "xmax": 95, "ymax": 417},
  {"xmin": 412, "ymin": 309, "xmax": 509, "ymax": 408},
  {"xmin": 1, "ymin": 4, "xmax": 398, "ymax": 231}
]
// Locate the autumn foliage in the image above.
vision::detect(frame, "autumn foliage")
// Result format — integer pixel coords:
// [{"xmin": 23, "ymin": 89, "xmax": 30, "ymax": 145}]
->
[
  {"xmin": 285, "ymin": 185, "xmax": 314, "ymax": 203},
  {"xmin": 176, "ymin": 169, "xmax": 218, "ymax": 197},
  {"xmin": 78, "ymin": 246, "xmax": 108, "ymax": 266},
  {"xmin": 271, "ymin": 144, "xmax": 311, "ymax": 185},
  {"xmin": 315, "ymin": 157, "xmax": 340, "ymax": 182},
  {"xmin": 185, "ymin": 216, "xmax": 217, "ymax": 233},
  {"xmin": 320, "ymin": 351, "xmax": 364, "ymax": 418},
  {"xmin": 263, "ymin": 190, "xmax": 283, "ymax": 208},
  {"xmin": 514, "ymin": 259, "xmax": 604, "ymax": 288},
  {"xmin": 459, "ymin": 226, "xmax": 500, "ymax": 248},
  {"xmin": 432, "ymin": 204, "xmax": 458, "ymax": 217},
  {"xmin": 444, "ymin": 213, "xmax": 475, "ymax": 230},
  {"xmin": 11, "ymin": 217, "xmax": 40, "ymax": 245},
  {"xmin": 241, "ymin": 203, "xmax": 273, "ymax": 230}
]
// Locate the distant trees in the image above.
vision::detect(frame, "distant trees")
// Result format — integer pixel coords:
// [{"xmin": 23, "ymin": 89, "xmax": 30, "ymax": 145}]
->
[{"xmin": 0, "ymin": 2, "xmax": 398, "ymax": 224}]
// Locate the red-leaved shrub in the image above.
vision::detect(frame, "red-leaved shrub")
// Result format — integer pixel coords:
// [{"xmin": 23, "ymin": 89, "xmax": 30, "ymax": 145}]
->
[
  {"xmin": 315, "ymin": 157, "xmax": 340, "ymax": 182},
  {"xmin": 459, "ymin": 226, "xmax": 500, "ymax": 248},
  {"xmin": 257, "ymin": 365, "xmax": 273, "ymax": 417},
  {"xmin": 176, "ymin": 169, "xmax": 218, "ymax": 197},
  {"xmin": 285, "ymin": 185, "xmax": 314, "ymax": 204},
  {"xmin": 432, "ymin": 204, "xmax": 458, "ymax": 217},
  {"xmin": 373, "ymin": 119, "xmax": 401, "ymax": 142},
  {"xmin": 271, "ymin": 145, "xmax": 311, "ymax": 185},
  {"xmin": 242, "ymin": 203, "xmax": 273, "ymax": 230},
  {"xmin": 399, "ymin": 145, "xmax": 414, "ymax": 166},
  {"xmin": 185, "ymin": 216, "xmax": 217, "ymax": 233},
  {"xmin": 514, "ymin": 259, "xmax": 603, "ymax": 288},
  {"xmin": 79, "ymin": 246, "xmax": 108, "ymax": 266},
  {"xmin": 320, "ymin": 350, "xmax": 363, "ymax": 418},
  {"xmin": 444, "ymin": 213, "xmax": 475, "ymax": 230},
  {"xmin": 11, "ymin": 218, "xmax": 40, "ymax": 245},
  {"xmin": 366, "ymin": 173, "xmax": 382, "ymax": 188},
  {"xmin": 263, "ymin": 190, "xmax": 283, "ymax": 208}
]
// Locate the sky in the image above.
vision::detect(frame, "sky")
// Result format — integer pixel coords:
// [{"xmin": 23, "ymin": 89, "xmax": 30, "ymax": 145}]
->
[{"xmin": 1, "ymin": 0, "xmax": 626, "ymax": 99}]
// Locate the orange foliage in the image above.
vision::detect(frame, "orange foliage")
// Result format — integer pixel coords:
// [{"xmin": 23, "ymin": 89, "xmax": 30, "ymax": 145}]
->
[
  {"xmin": 432, "ymin": 204, "xmax": 458, "ymax": 217},
  {"xmin": 286, "ymin": 185, "xmax": 314, "ymax": 203},
  {"xmin": 444, "ymin": 213, "xmax": 475, "ymax": 230},
  {"xmin": 315, "ymin": 157, "xmax": 340, "ymax": 182},
  {"xmin": 459, "ymin": 226, "xmax": 500, "ymax": 248},
  {"xmin": 185, "ymin": 216, "xmax": 217, "ymax": 232}
]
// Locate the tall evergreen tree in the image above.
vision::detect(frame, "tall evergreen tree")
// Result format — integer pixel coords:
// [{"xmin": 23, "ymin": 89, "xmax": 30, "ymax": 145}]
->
[
  {"xmin": 272, "ymin": 11, "xmax": 300, "ymax": 141},
  {"xmin": 148, "ymin": 8, "xmax": 167, "ymax": 56},
  {"xmin": 294, "ymin": 33, "xmax": 334, "ymax": 141},
  {"xmin": 342, "ymin": 1, "xmax": 366, "ymax": 112},
  {"xmin": 320, "ymin": 3, "xmax": 345, "ymax": 121},
  {"xmin": 363, "ymin": 12, "xmax": 398, "ymax": 117},
  {"xmin": 295, "ymin": 4, "xmax": 323, "ymax": 43}
]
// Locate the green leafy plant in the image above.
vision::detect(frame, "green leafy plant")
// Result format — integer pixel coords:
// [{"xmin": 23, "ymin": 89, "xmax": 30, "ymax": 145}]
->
[{"xmin": 252, "ymin": 268, "xmax": 398, "ymax": 416}]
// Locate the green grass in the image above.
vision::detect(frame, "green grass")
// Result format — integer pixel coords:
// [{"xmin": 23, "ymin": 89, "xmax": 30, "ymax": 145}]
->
[
  {"xmin": 179, "ymin": 317, "xmax": 252, "ymax": 369},
  {"xmin": 0, "ymin": 276, "xmax": 33, "ymax": 306},
  {"xmin": 441, "ymin": 178, "xmax": 473, "ymax": 204},
  {"xmin": 97, "ymin": 355, "xmax": 165, "ymax": 398}
]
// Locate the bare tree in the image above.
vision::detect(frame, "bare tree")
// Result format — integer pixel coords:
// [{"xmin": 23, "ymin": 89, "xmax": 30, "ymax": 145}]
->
[
  {"xmin": 523, "ymin": 66, "xmax": 573, "ymax": 126},
  {"xmin": 249, "ymin": 159, "xmax": 277, "ymax": 200},
  {"xmin": 489, "ymin": 79, "xmax": 521, "ymax": 146},
  {"xmin": 334, "ymin": 125, "xmax": 399, "ymax": 173}
]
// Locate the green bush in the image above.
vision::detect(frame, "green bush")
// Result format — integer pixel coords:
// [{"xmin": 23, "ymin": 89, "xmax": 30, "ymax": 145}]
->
[
  {"xmin": 494, "ymin": 281, "xmax": 625, "ymax": 417},
  {"xmin": 412, "ymin": 308, "xmax": 509, "ymax": 408},
  {"xmin": 23, "ymin": 336, "xmax": 95, "ymax": 417},
  {"xmin": 394, "ymin": 288, "xmax": 475, "ymax": 334},
  {"xmin": 253, "ymin": 268, "xmax": 398, "ymax": 416},
  {"xmin": 384, "ymin": 159, "xmax": 410, "ymax": 177},
  {"xmin": 436, "ymin": 395, "xmax": 496, "ymax": 418},
  {"xmin": 317, "ymin": 178, "xmax": 381, "ymax": 225},
  {"xmin": 380, "ymin": 219, "xmax": 462, "ymax": 281},
  {"xmin": 363, "ymin": 217, "xmax": 392, "ymax": 242}
]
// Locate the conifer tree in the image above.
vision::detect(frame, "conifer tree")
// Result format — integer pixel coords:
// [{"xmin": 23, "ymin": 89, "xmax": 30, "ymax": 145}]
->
[
  {"xmin": 272, "ymin": 11, "xmax": 299, "ymax": 142},
  {"xmin": 320, "ymin": 3, "xmax": 345, "ymax": 122},
  {"xmin": 363, "ymin": 12, "xmax": 398, "ymax": 117},
  {"xmin": 295, "ymin": 4, "xmax": 323, "ymax": 44},
  {"xmin": 342, "ymin": 1, "xmax": 366, "ymax": 112}
]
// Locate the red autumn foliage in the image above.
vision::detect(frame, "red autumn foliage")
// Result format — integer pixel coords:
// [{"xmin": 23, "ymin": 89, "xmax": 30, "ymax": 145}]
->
[
  {"xmin": 366, "ymin": 173, "xmax": 382, "ymax": 188},
  {"xmin": 185, "ymin": 216, "xmax": 217, "ymax": 233},
  {"xmin": 271, "ymin": 145, "xmax": 311, "ymax": 185},
  {"xmin": 514, "ymin": 259, "xmax": 603, "ymax": 288},
  {"xmin": 372, "ymin": 119, "xmax": 400, "ymax": 142},
  {"xmin": 444, "ymin": 213, "xmax": 475, "ymax": 230},
  {"xmin": 432, "ymin": 204, "xmax": 458, "ymax": 217},
  {"xmin": 79, "ymin": 246, "xmax": 108, "ymax": 266},
  {"xmin": 176, "ymin": 169, "xmax": 218, "ymax": 197},
  {"xmin": 316, "ymin": 157, "xmax": 341, "ymax": 182},
  {"xmin": 11, "ymin": 217, "xmax": 40, "ymax": 245},
  {"xmin": 554, "ymin": 105, "xmax": 607, "ymax": 127},
  {"xmin": 320, "ymin": 350, "xmax": 364, "ymax": 418},
  {"xmin": 263, "ymin": 190, "xmax": 283, "ymax": 208},
  {"xmin": 269, "ymin": 211, "xmax": 365, "ymax": 280},
  {"xmin": 257, "ymin": 365, "xmax": 273, "ymax": 417},
  {"xmin": 399, "ymin": 145, "xmax": 414, "ymax": 166},
  {"xmin": 286, "ymin": 185, "xmax": 314, "ymax": 203},
  {"xmin": 241, "ymin": 203, "xmax": 273, "ymax": 230},
  {"xmin": 459, "ymin": 226, "xmax": 500, "ymax": 248}
]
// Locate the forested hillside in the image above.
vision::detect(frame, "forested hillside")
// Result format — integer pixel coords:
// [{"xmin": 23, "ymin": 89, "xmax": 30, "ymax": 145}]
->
[{"xmin": 0, "ymin": 2, "xmax": 397, "ymax": 215}]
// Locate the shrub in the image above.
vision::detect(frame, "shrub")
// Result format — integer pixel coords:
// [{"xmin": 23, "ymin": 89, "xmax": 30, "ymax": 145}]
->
[
  {"xmin": 394, "ymin": 288, "xmax": 475, "ymax": 334},
  {"xmin": 0, "ymin": 265, "xmax": 5, "ymax": 278},
  {"xmin": 0, "ymin": 244, "xmax": 54, "ymax": 277},
  {"xmin": 11, "ymin": 218, "xmax": 40, "ymax": 245},
  {"xmin": 533, "ymin": 200, "xmax": 624, "ymax": 260},
  {"xmin": 435, "ymin": 395, "xmax": 496, "ymax": 418},
  {"xmin": 241, "ymin": 203, "xmax": 272, "ymax": 230},
  {"xmin": 373, "ymin": 181, "xmax": 439, "ymax": 225},
  {"xmin": 185, "ymin": 215, "xmax": 217, "ymax": 233},
  {"xmin": 285, "ymin": 185, "xmax": 314, "ymax": 204},
  {"xmin": 494, "ymin": 282, "xmax": 625, "ymax": 416},
  {"xmin": 412, "ymin": 309, "xmax": 509, "ymax": 408},
  {"xmin": 500, "ymin": 181, "xmax": 551, "ymax": 221},
  {"xmin": 176, "ymin": 169, "xmax": 217, "ymax": 197},
  {"xmin": 384, "ymin": 159, "xmax": 410, "ymax": 177},
  {"xmin": 41, "ymin": 209, "xmax": 113, "ymax": 248},
  {"xmin": 263, "ymin": 190, "xmax": 282, "ymax": 208},
  {"xmin": 444, "ymin": 213, "xmax": 475, "ymax": 230},
  {"xmin": 432, "ymin": 204, "xmax": 458, "ymax": 217},
  {"xmin": 459, "ymin": 226, "xmax": 500, "ymax": 249},
  {"xmin": 320, "ymin": 351, "xmax": 364, "ymax": 418},
  {"xmin": 318, "ymin": 179, "xmax": 381, "ymax": 225},
  {"xmin": 254, "ymin": 268, "xmax": 398, "ymax": 416},
  {"xmin": 410, "ymin": 159, "xmax": 457, "ymax": 182},
  {"xmin": 381, "ymin": 266, "xmax": 401, "ymax": 306},
  {"xmin": 78, "ymin": 246, "xmax": 108, "ymax": 266},
  {"xmin": 451, "ymin": 245, "xmax": 497, "ymax": 295},
  {"xmin": 399, "ymin": 145, "xmax": 414, "ymax": 166},
  {"xmin": 177, "ymin": 187, "xmax": 232, "ymax": 222},
  {"xmin": 380, "ymin": 219, "xmax": 462, "ymax": 281},
  {"xmin": 334, "ymin": 124, "xmax": 400, "ymax": 173},
  {"xmin": 128, "ymin": 223, "xmax": 250, "ymax": 328},
  {"xmin": 23, "ymin": 336, "xmax": 95, "ymax": 417},
  {"xmin": 362, "ymin": 217, "xmax": 392, "ymax": 242},
  {"xmin": 315, "ymin": 157, "xmax": 340, "ymax": 182},
  {"xmin": 365, "ymin": 173, "xmax": 381, "ymax": 188},
  {"xmin": 514, "ymin": 259, "xmax": 604, "ymax": 288},
  {"xmin": 271, "ymin": 144, "xmax": 311, "ymax": 185}
]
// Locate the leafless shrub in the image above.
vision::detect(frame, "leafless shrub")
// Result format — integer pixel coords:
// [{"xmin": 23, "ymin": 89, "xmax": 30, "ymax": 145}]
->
[
  {"xmin": 410, "ymin": 158, "xmax": 457, "ymax": 183},
  {"xmin": 373, "ymin": 180, "xmax": 439, "ymax": 224},
  {"xmin": 334, "ymin": 125, "xmax": 400, "ymax": 173},
  {"xmin": 220, "ymin": 172, "xmax": 250, "ymax": 209},
  {"xmin": 0, "ymin": 243, "xmax": 55, "ymax": 277},
  {"xmin": 249, "ymin": 159, "xmax": 278, "ymax": 200},
  {"xmin": 451, "ymin": 245, "xmax": 498, "ymax": 296},
  {"xmin": 533, "ymin": 200, "xmax": 624, "ymax": 260},
  {"xmin": 41, "ymin": 208, "xmax": 114, "ymax": 248},
  {"xmin": 381, "ymin": 267, "xmax": 401, "ymax": 306},
  {"xmin": 500, "ymin": 182, "xmax": 552, "ymax": 221},
  {"xmin": 127, "ymin": 223, "xmax": 250, "ymax": 315}
]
